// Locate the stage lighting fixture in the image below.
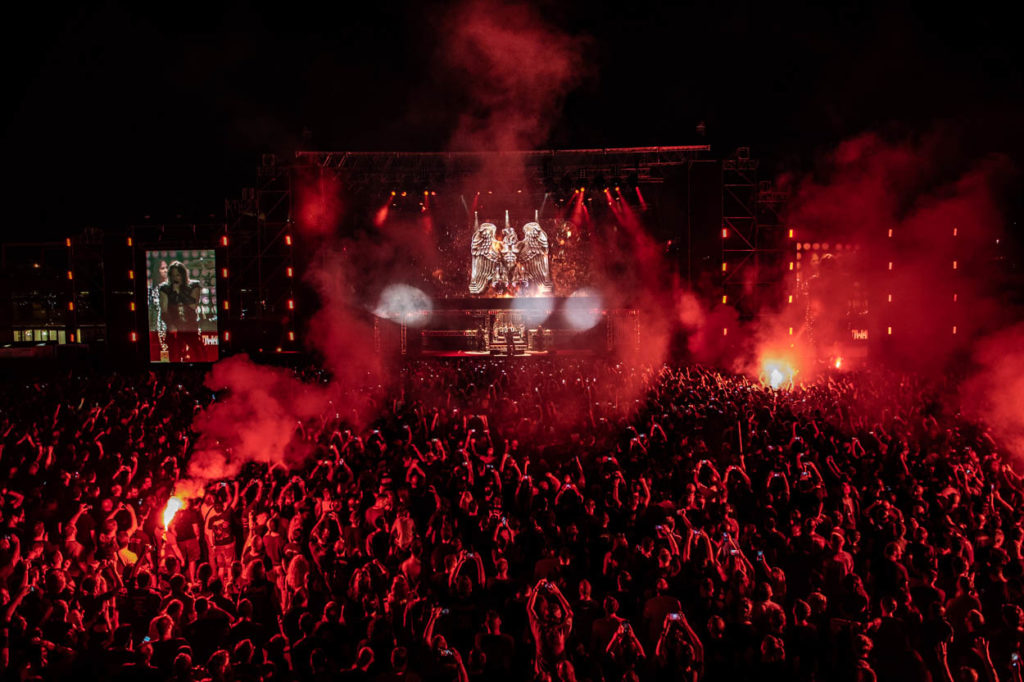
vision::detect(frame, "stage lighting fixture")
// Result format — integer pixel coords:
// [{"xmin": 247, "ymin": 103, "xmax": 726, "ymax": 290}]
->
[{"xmin": 564, "ymin": 288, "xmax": 602, "ymax": 331}]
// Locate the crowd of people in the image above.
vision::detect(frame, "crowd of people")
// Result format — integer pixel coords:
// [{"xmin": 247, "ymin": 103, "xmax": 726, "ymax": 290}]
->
[{"xmin": 2, "ymin": 358, "xmax": 1024, "ymax": 682}]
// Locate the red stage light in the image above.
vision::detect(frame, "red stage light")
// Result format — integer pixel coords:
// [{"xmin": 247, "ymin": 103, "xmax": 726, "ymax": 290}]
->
[{"xmin": 221, "ymin": 235, "xmax": 229, "ymax": 246}]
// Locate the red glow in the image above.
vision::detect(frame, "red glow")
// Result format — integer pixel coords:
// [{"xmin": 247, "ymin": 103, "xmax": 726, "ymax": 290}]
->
[
  {"xmin": 373, "ymin": 203, "xmax": 389, "ymax": 228},
  {"xmin": 130, "ymin": 331, "xmax": 137, "ymax": 342},
  {"xmin": 221, "ymin": 235, "xmax": 229, "ymax": 247},
  {"xmin": 635, "ymin": 186, "xmax": 647, "ymax": 210},
  {"xmin": 296, "ymin": 172, "xmax": 343, "ymax": 237}
]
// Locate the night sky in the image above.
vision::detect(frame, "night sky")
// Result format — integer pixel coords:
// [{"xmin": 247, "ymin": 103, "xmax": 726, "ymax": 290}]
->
[{"xmin": 2, "ymin": 0, "xmax": 1021, "ymax": 241}]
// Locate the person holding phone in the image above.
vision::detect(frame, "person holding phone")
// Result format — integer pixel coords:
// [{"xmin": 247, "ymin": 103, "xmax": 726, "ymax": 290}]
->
[{"xmin": 528, "ymin": 579, "xmax": 574, "ymax": 675}]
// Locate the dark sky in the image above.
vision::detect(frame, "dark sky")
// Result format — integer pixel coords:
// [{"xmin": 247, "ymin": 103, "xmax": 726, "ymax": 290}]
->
[{"xmin": 2, "ymin": 0, "xmax": 1021, "ymax": 240}]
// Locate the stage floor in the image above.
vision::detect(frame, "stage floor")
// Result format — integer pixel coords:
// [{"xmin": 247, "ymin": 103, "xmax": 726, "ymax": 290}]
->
[{"xmin": 417, "ymin": 349, "xmax": 596, "ymax": 358}]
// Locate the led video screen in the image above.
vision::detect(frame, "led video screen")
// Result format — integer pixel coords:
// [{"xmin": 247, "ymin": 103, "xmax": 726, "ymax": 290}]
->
[{"xmin": 146, "ymin": 250, "xmax": 219, "ymax": 363}]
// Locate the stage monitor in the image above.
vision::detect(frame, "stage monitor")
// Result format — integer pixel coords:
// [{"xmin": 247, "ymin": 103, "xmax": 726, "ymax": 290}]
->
[{"xmin": 145, "ymin": 250, "xmax": 219, "ymax": 363}]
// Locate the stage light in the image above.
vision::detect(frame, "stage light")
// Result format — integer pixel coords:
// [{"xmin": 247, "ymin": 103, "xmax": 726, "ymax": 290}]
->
[
  {"xmin": 288, "ymin": 331, "xmax": 295, "ymax": 341},
  {"xmin": 887, "ymin": 326, "xmax": 893, "ymax": 335},
  {"xmin": 223, "ymin": 331, "xmax": 230, "ymax": 342},
  {"xmin": 788, "ymin": 228, "xmax": 794, "ymax": 239},
  {"xmin": 953, "ymin": 260, "xmax": 958, "ymax": 270},
  {"xmin": 128, "ymin": 270, "xmax": 135, "ymax": 280},
  {"xmin": 564, "ymin": 289, "xmax": 603, "ymax": 331},
  {"xmin": 788, "ymin": 295, "xmax": 793, "ymax": 304},
  {"xmin": 69, "ymin": 334, "xmax": 75, "ymax": 343},
  {"xmin": 722, "ymin": 228, "xmax": 728, "ymax": 239},
  {"xmin": 953, "ymin": 293, "xmax": 958, "ymax": 302},
  {"xmin": 374, "ymin": 284, "xmax": 433, "ymax": 327},
  {"xmin": 287, "ymin": 267, "xmax": 293, "ymax": 278},
  {"xmin": 127, "ymin": 237, "xmax": 133, "ymax": 247},
  {"xmin": 835, "ymin": 357, "xmax": 842, "ymax": 369},
  {"xmin": 287, "ymin": 299, "xmax": 295, "ymax": 310},
  {"xmin": 887, "ymin": 293, "xmax": 892, "ymax": 302},
  {"xmin": 223, "ymin": 301, "xmax": 229, "ymax": 311},
  {"xmin": 512, "ymin": 296, "xmax": 554, "ymax": 327},
  {"xmin": 401, "ymin": 191, "xmax": 407, "ymax": 197},
  {"xmin": 953, "ymin": 227, "xmax": 958, "ymax": 237},
  {"xmin": 887, "ymin": 229, "xmax": 893, "ymax": 238},
  {"xmin": 221, "ymin": 268, "xmax": 228, "ymax": 278},
  {"xmin": 722, "ymin": 295, "xmax": 727, "ymax": 304},
  {"xmin": 68, "ymin": 301, "xmax": 74, "ymax": 311},
  {"xmin": 130, "ymin": 331, "xmax": 137, "ymax": 342},
  {"xmin": 788, "ymin": 327, "xmax": 793, "ymax": 336},
  {"xmin": 221, "ymin": 235, "xmax": 229, "ymax": 247},
  {"xmin": 723, "ymin": 328, "xmax": 728, "ymax": 336},
  {"xmin": 130, "ymin": 302, "xmax": 136, "ymax": 311},
  {"xmin": 953, "ymin": 325, "xmax": 958, "ymax": 335},
  {"xmin": 285, "ymin": 234, "xmax": 293, "ymax": 246},
  {"xmin": 888, "ymin": 262, "xmax": 893, "ymax": 271},
  {"xmin": 788, "ymin": 262, "xmax": 793, "ymax": 271},
  {"xmin": 67, "ymin": 270, "xmax": 73, "ymax": 280},
  {"xmin": 722, "ymin": 262, "xmax": 728, "ymax": 272},
  {"xmin": 391, "ymin": 191, "xmax": 396, "ymax": 196}
]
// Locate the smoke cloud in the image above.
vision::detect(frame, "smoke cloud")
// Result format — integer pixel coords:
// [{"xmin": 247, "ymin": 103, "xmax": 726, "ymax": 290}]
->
[{"xmin": 961, "ymin": 323, "xmax": 1024, "ymax": 460}]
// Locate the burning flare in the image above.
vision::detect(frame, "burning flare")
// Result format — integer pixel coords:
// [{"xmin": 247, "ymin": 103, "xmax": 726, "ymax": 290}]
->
[
  {"xmin": 760, "ymin": 359, "xmax": 796, "ymax": 390},
  {"xmin": 163, "ymin": 496, "xmax": 184, "ymax": 529}
]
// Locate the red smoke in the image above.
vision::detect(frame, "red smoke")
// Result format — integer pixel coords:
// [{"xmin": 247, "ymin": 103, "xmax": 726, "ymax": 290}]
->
[
  {"xmin": 187, "ymin": 355, "xmax": 335, "ymax": 484},
  {"xmin": 764, "ymin": 130, "xmax": 1013, "ymax": 374},
  {"xmin": 443, "ymin": 0, "xmax": 587, "ymax": 154},
  {"xmin": 296, "ymin": 170, "xmax": 343, "ymax": 237},
  {"xmin": 962, "ymin": 323, "xmax": 1024, "ymax": 461}
]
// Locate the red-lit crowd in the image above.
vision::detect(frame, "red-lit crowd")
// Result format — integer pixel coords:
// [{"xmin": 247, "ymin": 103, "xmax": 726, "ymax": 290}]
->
[{"xmin": 2, "ymin": 360, "xmax": 1024, "ymax": 682}]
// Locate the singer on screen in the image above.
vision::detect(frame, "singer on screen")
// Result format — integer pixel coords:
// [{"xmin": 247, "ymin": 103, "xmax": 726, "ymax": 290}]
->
[{"xmin": 159, "ymin": 261, "xmax": 203, "ymax": 362}]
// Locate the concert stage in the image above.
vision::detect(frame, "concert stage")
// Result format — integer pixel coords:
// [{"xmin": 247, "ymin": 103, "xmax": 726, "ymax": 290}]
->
[{"xmin": 375, "ymin": 296, "xmax": 640, "ymax": 357}]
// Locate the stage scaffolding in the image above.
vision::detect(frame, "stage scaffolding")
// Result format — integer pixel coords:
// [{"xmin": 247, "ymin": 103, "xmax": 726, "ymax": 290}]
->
[{"xmin": 720, "ymin": 147, "xmax": 789, "ymax": 318}]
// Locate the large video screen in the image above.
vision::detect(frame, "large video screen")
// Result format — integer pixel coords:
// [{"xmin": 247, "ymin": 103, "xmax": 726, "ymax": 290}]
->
[
  {"xmin": 145, "ymin": 250, "xmax": 219, "ymax": 363},
  {"xmin": 429, "ymin": 217, "xmax": 590, "ymax": 298}
]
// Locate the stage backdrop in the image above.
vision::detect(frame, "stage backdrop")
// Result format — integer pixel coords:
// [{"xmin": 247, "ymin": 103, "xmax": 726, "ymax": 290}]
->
[{"xmin": 146, "ymin": 250, "xmax": 219, "ymax": 363}]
